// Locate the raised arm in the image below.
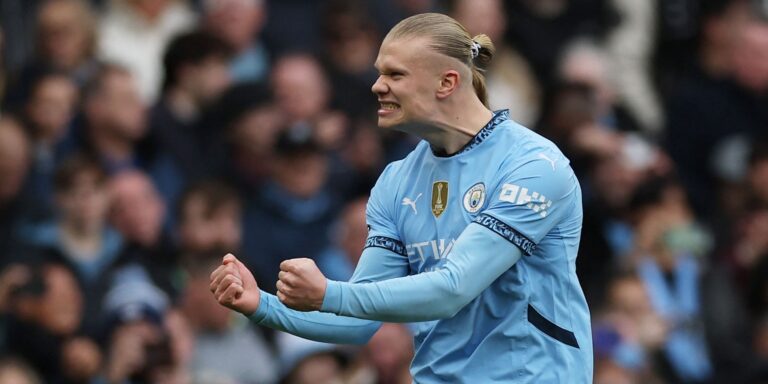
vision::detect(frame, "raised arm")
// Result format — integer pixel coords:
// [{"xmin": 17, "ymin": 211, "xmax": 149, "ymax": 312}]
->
[
  {"xmin": 211, "ymin": 245, "xmax": 409, "ymax": 344},
  {"xmin": 277, "ymin": 154, "xmax": 578, "ymax": 322},
  {"xmin": 279, "ymin": 221, "xmax": 523, "ymax": 322}
]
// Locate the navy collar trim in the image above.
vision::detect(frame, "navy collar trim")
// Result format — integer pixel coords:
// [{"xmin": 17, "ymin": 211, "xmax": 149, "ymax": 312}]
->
[{"xmin": 433, "ymin": 109, "xmax": 510, "ymax": 157}]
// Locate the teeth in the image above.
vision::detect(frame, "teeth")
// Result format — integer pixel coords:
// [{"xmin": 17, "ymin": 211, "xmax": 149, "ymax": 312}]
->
[{"xmin": 381, "ymin": 103, "xmax": 399, "ymax": 110}]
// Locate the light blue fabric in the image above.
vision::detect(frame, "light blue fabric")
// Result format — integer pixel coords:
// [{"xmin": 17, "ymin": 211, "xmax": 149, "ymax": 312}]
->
[
  {"xmin": 20, "ymin": 222, "xmax": 123, "ymax": 285},
  {"xmin": 230, "ymin": 43, "xmax": 269, "ymax": 83},
  {"xmin": 639, "ymin": 255, "xmax": 712, "ymax": 381},
  {"xmin": 249, "ymin": 244, "xmax": 410, "ymax": 344},
  {"xmin": 252, "ymin": 110, "xmax": 593, "ymax": 383}
]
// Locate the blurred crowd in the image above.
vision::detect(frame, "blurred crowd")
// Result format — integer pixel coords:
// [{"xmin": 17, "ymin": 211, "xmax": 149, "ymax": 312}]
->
[{"xmin": 0, "ymin": 0, "xmax": 767, "ymax": 383}]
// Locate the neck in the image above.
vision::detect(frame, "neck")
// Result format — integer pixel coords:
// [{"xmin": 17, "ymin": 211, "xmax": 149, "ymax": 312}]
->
[
  {"xmin": 410, "ymin": 95, "xmax": 493, "ymax": 155},
  {"xmin": 166, "ymin": 88, "xmax": 199, "ymax": 122},
  {"xmin": 60, "ymin": 221, "xmax": 102, "ymax": 256}
]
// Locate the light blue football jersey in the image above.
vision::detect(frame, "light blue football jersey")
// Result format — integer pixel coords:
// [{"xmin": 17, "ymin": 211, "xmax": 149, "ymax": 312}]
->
[{"xmin": 363, "ymin": 110, "xmax": 593, "ymax": 383}]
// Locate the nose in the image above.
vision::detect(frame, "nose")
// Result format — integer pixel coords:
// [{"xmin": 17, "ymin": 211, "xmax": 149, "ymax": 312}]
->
[{"xmin": 371, "ymin": 75, "xmax": 388, "ymax": 95}]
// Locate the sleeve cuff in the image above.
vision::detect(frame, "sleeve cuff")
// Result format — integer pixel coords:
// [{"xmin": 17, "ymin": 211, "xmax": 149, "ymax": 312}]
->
[
  {"xmin": 321, "ymin": 279, "xmax": 343, "ymax": 313},
  {"xmin": 248, "ymin": 290, "xmax": 272, "ymax": 323}
]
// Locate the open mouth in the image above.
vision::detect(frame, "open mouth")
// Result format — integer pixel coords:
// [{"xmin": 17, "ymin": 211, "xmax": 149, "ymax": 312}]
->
[{"xmin": 379, "ymin": 102, "xmax": 400, "ymax": 111}]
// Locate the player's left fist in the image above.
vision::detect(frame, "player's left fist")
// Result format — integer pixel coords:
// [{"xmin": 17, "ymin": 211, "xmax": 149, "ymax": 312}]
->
[{"xmin": 277, "ymin": 258, "xmax": 327, "ymax": 311}]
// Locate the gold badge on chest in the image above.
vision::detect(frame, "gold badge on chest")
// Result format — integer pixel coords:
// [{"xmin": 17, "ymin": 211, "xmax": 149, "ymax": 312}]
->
[{"xmin": 431, "ymin": 181, "xmax": 449, "ymax": 218}]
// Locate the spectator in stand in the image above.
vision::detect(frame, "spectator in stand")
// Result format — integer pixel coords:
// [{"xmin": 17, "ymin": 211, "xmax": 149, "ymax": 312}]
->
[
  {"xmin": 20, "ymin": 154, "xmax": 124, "ymax": 337},
  {"xmin": 279, "ymin": 347, "xmax": 349, "ymax": 384},
  {"xmin": 99, "ymin": 265, "xmax": 189, "ymax": 384},
  {"xmin": 320, "ymin": 0, "xmax": 380, "ymax": 120},
  {"xmin": 664, "ymin": 2, "xmax": 768, "ymax": 221},
  {"xmin": 97, "ymin": 0, "xmax": 197, "ymax": 102},
  {"xmin": 176, "ymin": 180, "xmax": 243, "ymax": 258},
  {"xmin": 21, "ymin": 72, "xmax": 79, "ymax": 220},
  {"xmin": 0, "ymin": 117, "xmax": 34, "ymax": 259},
  {"xmin": 203, "ymin": 0, "xmax": 270, "ymax": 83},
  {"xmin": 557, "ymin": 39, "xmax": 641, "ymax": 133},
  {"xmin": 628, "ymin": 176, "xmax": 714, "ymax": 383},
  {"xmin": 503, "ymin": 0, "xmax": 619, "ymax": 88},
  {"xmin": 242, "ymin": 126, "xmax": 340, "ymax": 295},
  {"xmin": 109, "ymin": 170, "xmax": 178, "ymax": 298},
  {"xmin": 4, "ymin": 261, "xmax": 102, "ymax": 384},
  {"xmin": 361, "ymin": 323, "xmax": 414, "ymax": 384},
  {"xmin": 450, "ymin": 0, "xmax": 540, "ymax": 126},
  {"xmin": 179, "ymin": 253, "xmax": 278, "ymax": 383},
  {"xmin": 217, "ymin": 83, "xmax": 284, "ymax": 194},
  {"xmin": 148, "ymin": 29, "xmax": 232, "ymax": 208},
  {"xmin": 315, "ymin": 196, "xmax": 368, "ymax": 282},
  {"xmin": 0, "ymin": 358, "xmax": 43, "ymax": 384},
  {"xmin": 81, "ymin": 64, "xmax": 149, "ymax": 174},
  {"xmin": 5, "ymin": 0, "xmax": 99, "ymax": 108},
  {"xmin": 271, "ymin": 54, "xmax": 348, "ymax": 150},
  {"xmin": 592, "ymin": 272, "xmax": 666, "ymax": 384}
]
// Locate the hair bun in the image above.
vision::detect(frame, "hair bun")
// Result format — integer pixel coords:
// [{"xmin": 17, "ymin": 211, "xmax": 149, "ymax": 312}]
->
[{"xmin": 471, "ymin": 34, "xmax": 495, "ymax": 70}]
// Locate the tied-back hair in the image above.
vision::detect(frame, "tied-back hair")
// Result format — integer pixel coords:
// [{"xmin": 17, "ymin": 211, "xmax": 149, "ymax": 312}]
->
[{"xmin": 388, "ymin": 13, "xmax": 496, "ymax": 106}]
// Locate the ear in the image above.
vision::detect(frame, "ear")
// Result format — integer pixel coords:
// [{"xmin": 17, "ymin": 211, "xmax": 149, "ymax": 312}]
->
[{"xmin": 436, "ymin": 70, "xmax": 460, "ymax": 100}]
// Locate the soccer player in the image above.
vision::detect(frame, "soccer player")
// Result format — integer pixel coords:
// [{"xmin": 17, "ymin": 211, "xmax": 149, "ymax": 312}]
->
[{"xmin": 211, "ymin": 13, "xmax": 593, "ymax": 382}]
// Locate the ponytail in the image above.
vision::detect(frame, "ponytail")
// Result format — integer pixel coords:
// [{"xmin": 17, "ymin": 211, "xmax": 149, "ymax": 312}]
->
[{"xmin": 469, "ymin": 34, "xmax": 495, "ymax": 107}]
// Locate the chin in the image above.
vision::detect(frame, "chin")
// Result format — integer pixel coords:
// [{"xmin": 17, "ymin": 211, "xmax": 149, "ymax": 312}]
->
[
  {"xmin": 377, "ymin": 116, "xmax": 399, "ymax": 129},
  {"xmin": 377, "ymin": 113, "xmax": 408, "ymax": 129}
]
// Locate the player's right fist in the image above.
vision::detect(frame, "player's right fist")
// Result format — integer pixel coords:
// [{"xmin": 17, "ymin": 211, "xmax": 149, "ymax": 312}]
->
[{"xmin": 210, "ymin": 253, "xmax": 261, "ymax": 316}]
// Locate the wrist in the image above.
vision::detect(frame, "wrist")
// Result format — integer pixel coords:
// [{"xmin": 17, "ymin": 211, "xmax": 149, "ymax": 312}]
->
[
  {"xmin": 248, "ymin": 291, "xmax": 270, "ymax": 322},
  {"xmin": 321, "ymin": 280, "xmax": 343, "ymax": 313}
]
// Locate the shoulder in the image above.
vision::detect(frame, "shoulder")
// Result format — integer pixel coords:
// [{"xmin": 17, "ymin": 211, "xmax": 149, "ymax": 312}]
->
[
  {"xmin": 491, "ymin": 123, "xmax": 578, "ymax": 199},
  {"xmin": 494, "ymin": 121, "xmax": 569, "ymax": 168},
  {"xmin": 375, "ymin": 141, "xmax": 430, "ymax": 187}
]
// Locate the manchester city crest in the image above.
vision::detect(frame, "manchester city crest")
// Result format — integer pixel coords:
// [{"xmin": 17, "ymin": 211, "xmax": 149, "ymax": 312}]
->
[{"xmin": 463, "ymin": 182, "xmax": 485, "ymax": 213}]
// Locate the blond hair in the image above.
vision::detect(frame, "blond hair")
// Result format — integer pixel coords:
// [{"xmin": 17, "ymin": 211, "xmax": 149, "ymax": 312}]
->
[{"xmin": 388, "ymin": 13, "xmax": 495, "ymax": 106}]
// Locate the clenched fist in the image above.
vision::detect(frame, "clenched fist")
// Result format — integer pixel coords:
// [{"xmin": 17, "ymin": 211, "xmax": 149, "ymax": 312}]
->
[
  {"xmin": 277, "ymin": 258, "xmax": 327, "ymax": 311},
  {"xmin": 210, "ymin": 254, "xmax": 260, "ymax": 316}
]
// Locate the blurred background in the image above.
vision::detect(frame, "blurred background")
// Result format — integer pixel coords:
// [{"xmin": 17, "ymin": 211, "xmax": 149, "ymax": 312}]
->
[{"xmin": 0, "ymin": 0, "xmax": 767, "ymax": 383}]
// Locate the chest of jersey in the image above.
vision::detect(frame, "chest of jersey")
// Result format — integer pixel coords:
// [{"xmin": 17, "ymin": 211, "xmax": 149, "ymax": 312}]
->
[{"xmin": 396, "ymin": 156, "xmax": 500, "ymax": 273}]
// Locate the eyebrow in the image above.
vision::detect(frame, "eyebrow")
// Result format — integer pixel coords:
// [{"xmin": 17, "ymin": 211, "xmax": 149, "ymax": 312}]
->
[{"xmin": 375, "ymin": 61, "xmax": 408, "ymax": 75}]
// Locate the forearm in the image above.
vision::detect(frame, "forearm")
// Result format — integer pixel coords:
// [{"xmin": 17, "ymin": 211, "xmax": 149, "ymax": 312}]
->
[
  {"xmin": 321, "ymin": 223, "xmax": 522, "ymax": 322},
  {"xmin": 250, "ymin": 292, "xmax": 381, "ymax": 344}
]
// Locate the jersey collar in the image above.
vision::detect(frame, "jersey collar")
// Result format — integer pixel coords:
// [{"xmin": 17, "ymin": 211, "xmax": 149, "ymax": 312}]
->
[{"xmin": 432, "ymin": 109, "xmax": 510, "ymax": 158}]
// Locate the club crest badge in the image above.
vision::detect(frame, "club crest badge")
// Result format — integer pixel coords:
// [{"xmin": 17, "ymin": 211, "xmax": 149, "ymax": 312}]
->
[
  {"xmin": 463, "ymin": 183, "xmax": 486, "ymax": 213},
  {"xmin": 431, "ymin": 181, "xmax": 449, "ymax": 218}
]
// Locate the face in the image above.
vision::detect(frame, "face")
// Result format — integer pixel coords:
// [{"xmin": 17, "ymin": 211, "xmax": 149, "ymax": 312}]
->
[
  {"xmin": 56, "ymin": 171, "xmax": 110, "ymax": 231},
  {"xmin": 608, "ymin": 277, "xmax": 652, "ymax": 319},
  {"xmin": 453, "ymin": 0, "xmax": 506, "ymax": 43},
  {"xmin": 272, "ymin": 152, "xmax": 328, "ymax": 198},
  {"xmin": 272, "ymin": 56, "xmax": 329, "ymax": 121},
  {"xmin": 205, "ymin": 0, "xmax": 264, "ymax": 50},
  {"xmin": 89, "ymin": 71, "xmax": 147, "ymax": 141},
  {"xmin": 365, "ymin": 323, "xmax": 413, "ymax": 381},
  {"xmin": 38, "ymin": 0, "xmax": 92, "ymax": 69},
  {"xmin": 371, "ymin": 36, "xmax": 442, "ymax": 128},
  {"xmin": 181, "ymin": 272, "xmax": 231, "ymax": 331},
  {"xmin": 110, "ymin": 172, "xmax": 165, "ymax": 246},
  {"xmin": 38, "ymin": 265, "xmax": 83, "ymax": 335},
  {"xmin": 732, "ymin": 22, "xmax": 768, "ymax": 92},
  {"xmin": 188, "ymin": 57, "xmax": 231, "ymax": 105},
  {"xmin": 232, "ymin": 106, "xmax": 283, "ymax": 155},
  {"xmin": 178, "ymin": 197, "xmax": 242, "ymax": 253},
  {"xmin": 27, "ymin": 75, "xmax": 78, "ymax": 141}
]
